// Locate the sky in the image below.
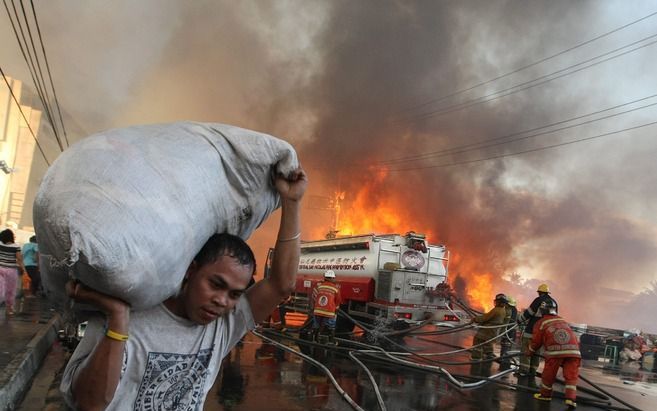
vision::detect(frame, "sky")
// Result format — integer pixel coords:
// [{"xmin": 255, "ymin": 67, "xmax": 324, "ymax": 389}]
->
[{"xmin": 1, "ymin": 0, "xmax": 656, "ymax": 333}]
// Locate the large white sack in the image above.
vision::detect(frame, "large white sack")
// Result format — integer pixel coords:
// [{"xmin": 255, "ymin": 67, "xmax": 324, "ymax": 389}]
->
[{"xmin": 34, "ymin": 121, "xmax": 298, "ymax": 310}]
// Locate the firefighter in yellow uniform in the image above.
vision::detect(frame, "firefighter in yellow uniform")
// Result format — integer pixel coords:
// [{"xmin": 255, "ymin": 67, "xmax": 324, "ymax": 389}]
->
[
  {"xmin": 470, "ymin": 294, "xmax": 508, "ymax": 360},
  {"xmin": 311, "ymin": 270, "xmax": 342, "ymax": 344}
]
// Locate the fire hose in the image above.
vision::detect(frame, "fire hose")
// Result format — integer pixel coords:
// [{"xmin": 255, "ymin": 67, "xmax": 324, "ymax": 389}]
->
[
  {"xmin": 259, "ymin": 326, "xmax": 635, "ymax": 411},
  {"xmin": 261, "ymin": 298, "xmax": 642, "ymax": 411},
  {"xmin": 252, "ymin": 330, "xmax": 368, "ymax": 411}
]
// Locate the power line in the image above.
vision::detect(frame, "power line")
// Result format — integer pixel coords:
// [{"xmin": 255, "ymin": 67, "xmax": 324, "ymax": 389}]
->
[
  {"xmin": 15, "ymin": 0, "xmax": 65, "ymax": 150},
  {"xmin": 3, "ymin": 0, "xmax": 64, "ymax": 151},
  {"xmin": 402, "ymin": 33, "xmax": 657, "ymax": 124},
  {"xmin": 376, "ymin": 94, "xmax": 657, "ymax": 165},
  {"xmin": 396, "ymin": 10, "xmax": 657, "ymax": 118},
  {"xmin": 1, "ymin": 66, "xmax": 52, "ymax": 166},
  {"xmin": 309, "ymin": 98, "xmax": 657, "ymax": 172},
  {"xmin": 29, "ymin": 0, "xmax": 69, "ymax": 148},
  {"xmin": 387, "ymin": 121, "xmax": 657, "ymax": 172}
]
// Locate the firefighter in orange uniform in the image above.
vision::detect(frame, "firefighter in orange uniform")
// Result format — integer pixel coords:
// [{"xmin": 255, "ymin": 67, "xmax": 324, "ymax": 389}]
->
[
  {"xmin": 311, "ymin": 270, "xmax": 342, "ymax": 344},
  {"xmin": 528, "ymin": 299, "xmax": 581, "ymax": 409}
]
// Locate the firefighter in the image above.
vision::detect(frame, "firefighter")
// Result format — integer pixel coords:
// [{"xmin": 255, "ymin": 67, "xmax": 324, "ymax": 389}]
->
[
  {"xmin": 517, "ymin": 283, "xmax": 558, "ymax": 377},
  {"xmin": 470, "ymin": 293, "xmax": 507, "ymax": 360},
  {"xmin": 311, "ymin": 270, "xmax": 342, "ymax": 344},
  {"xmin": 500, "ymin": 295, "xmax": 518, "ymax": 370},
  {"xmin": 528, "ymin": 299, "xmax": 581, "ymax": 409}
]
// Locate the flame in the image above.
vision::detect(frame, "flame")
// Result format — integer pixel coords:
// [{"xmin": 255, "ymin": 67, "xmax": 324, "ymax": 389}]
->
[
  {"xmin": 467, "ymin": 272, "xmax": 495, "ymax": 311},
  {"xmin": 311, "ymin": 167, "xmax": 435, "ymax": 239},
  {"xmin": 449, "ymin": 251, "xmax": 495, "ymax": 311},
  {"xmin": 308, "ymin": 166, "xmax": 497, "ymax": 312}
]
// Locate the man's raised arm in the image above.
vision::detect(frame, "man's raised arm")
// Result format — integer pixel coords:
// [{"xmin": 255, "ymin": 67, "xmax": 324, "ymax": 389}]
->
[{"xmin": 247, "ymin": 167, "xmax": 307, "ymax": 323}]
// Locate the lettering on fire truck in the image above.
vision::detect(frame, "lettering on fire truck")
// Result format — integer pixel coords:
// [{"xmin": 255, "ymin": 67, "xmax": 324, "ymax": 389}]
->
[{"xmin": 299, "ymin": 256, "xmax": 368, "ymax": 271}]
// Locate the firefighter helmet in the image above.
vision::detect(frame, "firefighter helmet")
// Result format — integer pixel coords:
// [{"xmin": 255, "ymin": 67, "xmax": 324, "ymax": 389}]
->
[
  {"xmin": 494, "ymin": 293, "xmax": 507, "ymax": 303},
  {"xmin": 539, "ymin": 299, "xmax": 558, "ymax": 315},
  {"xmin": 324, "ymin": 270, "xmax": 336, "ymax": 279},
  {"xmin": 537, "ymin": 283, "xmax": 550, "ymax": 293},
  {"xmin": 506, "ymin": 296, "xmax": 517, "ymax": 307}
]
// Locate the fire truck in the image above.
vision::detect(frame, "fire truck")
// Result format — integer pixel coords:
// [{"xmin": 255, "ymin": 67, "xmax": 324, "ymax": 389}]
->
[{"xmin": 267, "ymin": 231, "xmax": 466, "ymax": 331}]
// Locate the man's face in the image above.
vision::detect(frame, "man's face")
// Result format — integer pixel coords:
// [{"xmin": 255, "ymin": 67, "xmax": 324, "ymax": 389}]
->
[{"xmin": 183, "ymin": 255, "xmax": 253, "ymax": 325}]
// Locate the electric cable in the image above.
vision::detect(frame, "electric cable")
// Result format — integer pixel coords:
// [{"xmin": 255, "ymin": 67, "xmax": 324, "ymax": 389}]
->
[
  {"xmin": 17, "ymin": 0, "xmax": 54, "ymax": 114},
  {"xmin": 402, "ymin": 32, "xmax": 657, "ymax": 124},
  {"xmin": 2, "ymin": 0, "xmax": 63, "ymax": 151},
  {"xmin": 386, "ymin": 120, "xmax": 657, "ymax": 172},
  {"xmin": 396, "ymin": 10, "xmax": 657, "ymax": 118},
  {"xmin": 377, "ymin": 94, "xmax": 657, "ymax": 166},
  {"xmin": 29, "ymin": 0, "xmax": 69, "ymax": 147},
  {"xmin": 1, "ymin": 65, "xmax": 51, "ymax": 166}
]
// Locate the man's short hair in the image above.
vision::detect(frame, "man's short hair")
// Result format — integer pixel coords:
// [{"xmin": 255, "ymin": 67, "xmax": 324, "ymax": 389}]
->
[{"xmin": 193, "ymin": 233, "xmax": 256, "ymax": 275}]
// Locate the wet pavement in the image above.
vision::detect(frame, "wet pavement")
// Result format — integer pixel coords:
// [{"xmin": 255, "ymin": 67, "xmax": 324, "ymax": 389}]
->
[
  {"xmin": 201, "ymin": 324, "xmax": 657, "ymax": 411},
  {"xmin": 5, "ymin": 303, "xmax": 657, "ymax": 411},
  {"xmin": 0, "ymin": 295, "xmax": 63, "ymax": 410}
]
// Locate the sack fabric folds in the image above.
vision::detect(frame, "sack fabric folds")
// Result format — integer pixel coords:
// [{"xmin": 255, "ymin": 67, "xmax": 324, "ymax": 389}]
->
[{"xmin": 34, "ymin": 122, "xmax": 298, "ymax": 310}]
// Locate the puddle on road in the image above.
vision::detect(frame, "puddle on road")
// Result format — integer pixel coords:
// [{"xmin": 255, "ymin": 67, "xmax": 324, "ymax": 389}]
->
[{"xmin": 203, "ymin": 327, "xmax": 657, "ymax": 411}]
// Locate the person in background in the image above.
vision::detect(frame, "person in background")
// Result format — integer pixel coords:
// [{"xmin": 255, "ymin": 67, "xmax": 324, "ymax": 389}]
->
[
  {"xmin": 311, "ymin": 270, "xmax": 342, "ymax": 344},
  {"xmin": 60, "ymin": 168, "xmax": 307, "ymax": 410},
  {"xmin": 470, "ymin": 293, "xmax": 508, "ymax": 360},
  {"xmin": 500, "ymin": 295, "xmax": 518, "ymax": 370},
  {"xmin": 517, "ymin": 283, "xmax": 558, "ymax": 377},
  {"xmin": 0, "ymin": 228, "xmax": 28, "ymax": 316},
  {"xmin": 22, "ymin": 236, "xmax": 40, "ymax": 297},
  {"xmin": 529, "ymin": 299, "xmax": 581, "ymax": 409}
]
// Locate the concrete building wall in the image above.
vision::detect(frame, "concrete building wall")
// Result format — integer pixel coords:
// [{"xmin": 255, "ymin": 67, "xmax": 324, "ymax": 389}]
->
[{"xmin": 0, "ymin": 76, "xmax": 40, "ymax": 240}]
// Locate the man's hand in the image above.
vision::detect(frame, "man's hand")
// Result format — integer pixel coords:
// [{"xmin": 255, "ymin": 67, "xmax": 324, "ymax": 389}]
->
[
  {"xmin": 65, "ymin": 280, "xmax": 130, "ymax": 319},
  {"xmin": 65, "ymin": 280, "xmax": 130, "ymax": 410},
  {"xmin": 274, "ymin": 167, "xmax": 307, "ymax": 202}
]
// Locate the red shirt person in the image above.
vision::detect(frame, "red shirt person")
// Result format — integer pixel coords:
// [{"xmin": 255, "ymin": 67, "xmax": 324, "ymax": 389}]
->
[{"xmin": 528, "ymin": 300, "xmax": 581, "ymax": 409}]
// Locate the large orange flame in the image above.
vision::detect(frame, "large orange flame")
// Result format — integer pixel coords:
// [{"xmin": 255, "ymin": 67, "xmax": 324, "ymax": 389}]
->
[{"xmin": 308, "ymin": 167, "xmax": 495, "ymax": 311}]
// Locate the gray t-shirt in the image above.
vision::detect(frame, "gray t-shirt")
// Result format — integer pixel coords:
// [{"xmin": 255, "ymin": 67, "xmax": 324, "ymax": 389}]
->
[{"xmin": 61, "ymin": 295, "xmax": 255, "ymax": 410}]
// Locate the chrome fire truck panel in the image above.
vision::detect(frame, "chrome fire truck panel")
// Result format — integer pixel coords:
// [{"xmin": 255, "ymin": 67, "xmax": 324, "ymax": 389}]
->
[{"xmin": 293, "ymin": 232, "xmax": 461, "ymax": 325}]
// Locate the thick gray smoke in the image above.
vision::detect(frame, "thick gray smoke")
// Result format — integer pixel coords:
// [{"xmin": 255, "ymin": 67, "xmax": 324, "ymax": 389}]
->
[{"xmin": 2, "ymin": 0, "xmax": 656, "ymax": 332}]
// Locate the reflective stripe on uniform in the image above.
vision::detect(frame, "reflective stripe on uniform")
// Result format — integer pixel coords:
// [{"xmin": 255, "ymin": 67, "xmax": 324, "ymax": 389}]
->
[
  {"xmin": 544, "ymin": 350, "xmax": 581, "ymax": 357},
  {"xmin": 539, "ymin": 317, "xmax": 563, "ymax": 330},
  {"xmin": 313, "ymin": 308, "xmax": 337, "ymax": 318}
]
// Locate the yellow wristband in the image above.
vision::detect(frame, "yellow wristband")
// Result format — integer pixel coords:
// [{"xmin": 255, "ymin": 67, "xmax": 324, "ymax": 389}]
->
[{"xmin": 105, "ymin": 329, "xmax": 129, "ymax": 342}]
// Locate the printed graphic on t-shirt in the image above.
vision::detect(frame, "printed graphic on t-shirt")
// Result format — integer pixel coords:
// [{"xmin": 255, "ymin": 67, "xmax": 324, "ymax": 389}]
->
[{"xmin": 134, "ymin": 349, "xmax": 213, "ymax": 410}]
